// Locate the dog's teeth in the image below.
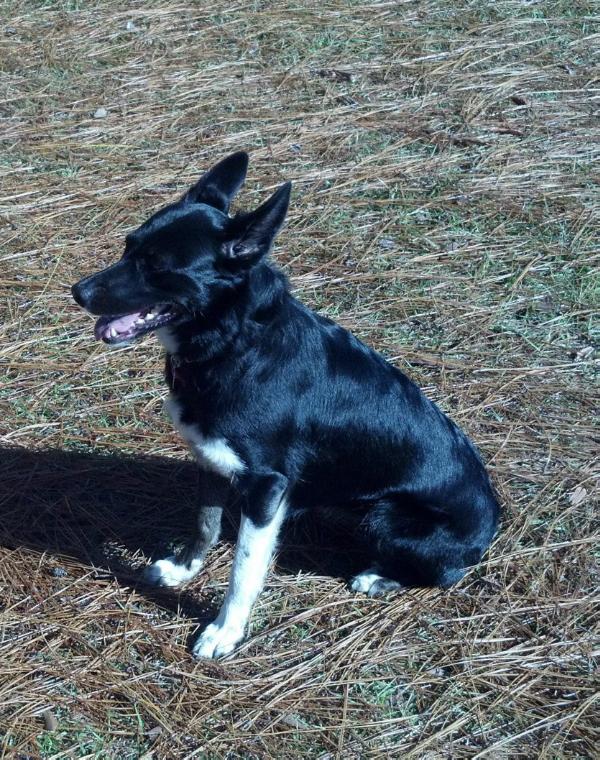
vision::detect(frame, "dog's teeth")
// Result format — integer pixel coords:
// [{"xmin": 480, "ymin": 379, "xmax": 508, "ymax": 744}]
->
[
  {"xmin": 136, "ymin": 318, "xmax": 145, "ymax": 325},
  {"xmin": 145, "ymin": 313, "xmax": 155, "ymax": 321},
  {"xmin": 109, "ymin": 328, "xmax": 117, "ymax": 338}
]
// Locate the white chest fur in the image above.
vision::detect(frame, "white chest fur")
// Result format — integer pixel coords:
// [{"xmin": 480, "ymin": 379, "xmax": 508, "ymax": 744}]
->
[
  {"xmin": 164, "ymin": 394, "xmax": 245, "ymax": 478},
  {"xmin": 156, "ymin": 327, "xmax": 179, "ymax": 354}
]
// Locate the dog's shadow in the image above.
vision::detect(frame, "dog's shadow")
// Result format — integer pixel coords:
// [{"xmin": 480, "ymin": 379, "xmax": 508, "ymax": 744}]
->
[{"xmin": 0, "ymin": 446, "xmax": 366, "ymax": 625}]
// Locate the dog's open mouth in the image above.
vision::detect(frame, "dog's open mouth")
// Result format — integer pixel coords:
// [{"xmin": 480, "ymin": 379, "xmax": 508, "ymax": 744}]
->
[{"xmin": 94, "ymin": 304, "xmax": 179, "ymax": 344}]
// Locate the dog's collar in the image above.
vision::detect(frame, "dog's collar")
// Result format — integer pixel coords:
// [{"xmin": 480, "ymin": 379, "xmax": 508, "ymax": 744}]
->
[{"xmin": 166, "ymin": 353, "xmax": 196, "ymax": 392}]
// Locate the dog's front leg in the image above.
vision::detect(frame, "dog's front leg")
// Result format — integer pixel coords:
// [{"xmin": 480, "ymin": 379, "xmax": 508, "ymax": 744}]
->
[
  {"xmin": 144, "ymin": 470, "xmax": 229, "ymax": 588},
  {"xmin": 192, "ymin": 472, "xmax": 288, "ymax": 659}
]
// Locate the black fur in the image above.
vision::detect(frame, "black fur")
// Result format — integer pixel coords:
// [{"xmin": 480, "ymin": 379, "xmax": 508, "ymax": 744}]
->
[{"xmin": 72, "ymin": 151, "xmax": 499, "ymax": 591}]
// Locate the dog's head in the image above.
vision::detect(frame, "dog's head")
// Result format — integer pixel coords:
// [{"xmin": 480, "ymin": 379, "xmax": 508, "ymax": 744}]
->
[{"xmin": 71, "ymin": 152, "xmax": 291, "ymax": 345}]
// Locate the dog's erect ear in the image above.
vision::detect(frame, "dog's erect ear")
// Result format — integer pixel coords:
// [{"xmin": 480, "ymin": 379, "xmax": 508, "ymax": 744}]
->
[
  {"xmin": 222, "ymin": 182, "xmax": 291, "ymax": 264},
  {"xmin": 183, "ymin": 151, "xmax": 249, "ymax": 213}
]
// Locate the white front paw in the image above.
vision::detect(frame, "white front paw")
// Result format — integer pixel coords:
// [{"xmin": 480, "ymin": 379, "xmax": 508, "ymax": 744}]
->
[
  {"xmin": 143, "ymin": 556, "xmax": 202, "ymax": 588},
  {"xmin": 192, "ymin": 621, "xmax": 245, "ymax": 659}
]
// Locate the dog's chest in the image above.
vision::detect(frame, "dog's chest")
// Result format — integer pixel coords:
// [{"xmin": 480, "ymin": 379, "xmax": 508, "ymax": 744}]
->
[{"xmin": 163, "ymin": 393, "xmax": 245, "ymax": 478}]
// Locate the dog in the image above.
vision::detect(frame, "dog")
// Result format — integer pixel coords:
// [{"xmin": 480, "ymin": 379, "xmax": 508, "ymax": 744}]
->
[{"xmin": 71, "ymin": 152, "xmax": 499, "ymax": 658}]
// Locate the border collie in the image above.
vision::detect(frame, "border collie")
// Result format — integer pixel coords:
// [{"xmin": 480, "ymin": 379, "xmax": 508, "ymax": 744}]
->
[{"xmin": 71, "ymin": 152, "xmax": 499, "ymax": 658}]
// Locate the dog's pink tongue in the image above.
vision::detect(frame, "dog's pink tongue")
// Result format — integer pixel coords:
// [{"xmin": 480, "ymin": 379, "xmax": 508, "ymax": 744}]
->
[
  {"xmin": 94, "ymin": 316, "xmax": 110, "ymax": 340},
  {"xmin": 94, "ymin": 312, "xmax": 142, "ymax": 340}
]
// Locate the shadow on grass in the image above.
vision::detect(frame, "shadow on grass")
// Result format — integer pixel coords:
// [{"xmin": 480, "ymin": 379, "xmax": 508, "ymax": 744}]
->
[{"xmin": 0, "ymin": 445, "xmax": 367, "ymax": 622}]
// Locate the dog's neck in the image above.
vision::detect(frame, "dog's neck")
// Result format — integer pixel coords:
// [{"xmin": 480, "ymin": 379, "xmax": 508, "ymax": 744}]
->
[{"xmin": 160, "ymin": 262, "xmax": 290, "ymax": 369}]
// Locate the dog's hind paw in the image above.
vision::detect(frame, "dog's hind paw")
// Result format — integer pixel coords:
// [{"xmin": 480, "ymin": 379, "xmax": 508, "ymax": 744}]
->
[
  {"xmin": 142, "ymin": 556, "xmax": 202, "ymax": 588},
  {"xmin": 192, "ymin": 621, "xmax": 245, "ymax": 659},
  {"xmin": 350, "ymin": 569, "xmax": 402, "ymax": 597}
]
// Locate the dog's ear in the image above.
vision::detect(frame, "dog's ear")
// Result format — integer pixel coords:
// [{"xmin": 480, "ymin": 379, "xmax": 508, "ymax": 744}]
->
[
  {"xmin": 222, "ymin": 182, "xmax": 291, "ymax": 265},
  {"xmin": 183, "ymin": 151, "xmax": 249, "ymax": 213}
]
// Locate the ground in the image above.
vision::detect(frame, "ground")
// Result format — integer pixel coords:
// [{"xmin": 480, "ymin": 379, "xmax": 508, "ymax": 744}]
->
[{"xmin": 0, "ymin": 1, "xmax": 598, "ymax": 757}]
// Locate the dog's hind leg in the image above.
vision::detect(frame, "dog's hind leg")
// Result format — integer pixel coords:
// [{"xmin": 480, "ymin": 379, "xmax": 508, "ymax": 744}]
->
[
  {"xmin": 143, "ymin": 471, "xmax": 229, "ymax": 588},
  {"xmin": 350, "ymin": 568, "xmax": 403, "ymax": 597},
  {"xmin": 349, "ymin": 495, "xmax": 484, "ymax": 593}
]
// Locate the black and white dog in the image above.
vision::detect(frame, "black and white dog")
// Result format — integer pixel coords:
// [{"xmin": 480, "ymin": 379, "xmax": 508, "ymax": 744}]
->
[{"xmin": 71, "ymin": 152, "xmax": 499, "ymax": 658}]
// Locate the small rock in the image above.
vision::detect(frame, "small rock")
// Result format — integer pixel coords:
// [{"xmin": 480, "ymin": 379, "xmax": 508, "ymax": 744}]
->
[
  {"xmin": 93, "ymin": 107, "xmax": 108, "ymax": 119},
  {"xmin": 569, "ymin": 486, "xmax": 587, "ymax": 507},
  {"xmin": 42, "ymin": 709, "xmax": 58, "ymax": 731},
  {"xmin": 50, "ymin": 566, "xmax": 68, "ymax": 578}
]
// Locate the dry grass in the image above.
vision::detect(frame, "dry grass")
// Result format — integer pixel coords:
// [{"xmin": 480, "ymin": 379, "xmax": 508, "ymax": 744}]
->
[{"xmin": 1, "ymin": 0, "xmax": 598, "ymax": 757}]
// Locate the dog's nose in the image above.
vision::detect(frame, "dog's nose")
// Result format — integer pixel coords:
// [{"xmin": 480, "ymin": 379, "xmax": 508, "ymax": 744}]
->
[{"xmin": 71, "ymin": 281, "xmax": 87, "ymax": 307}]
